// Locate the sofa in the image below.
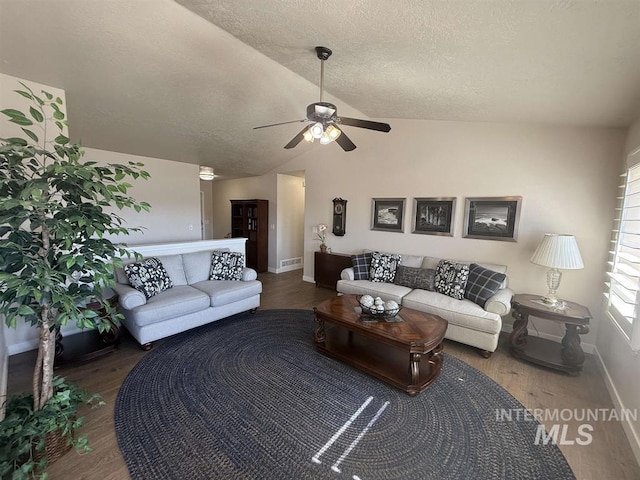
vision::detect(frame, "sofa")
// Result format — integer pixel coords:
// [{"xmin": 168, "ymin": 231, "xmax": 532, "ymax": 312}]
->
[
  {"xmin": 336, "ymin": 251, "xmax": 513, "ymax": 356},
  {"xmin": 112, "ymin": 248, "xmax": 262, "ymax": 349}
]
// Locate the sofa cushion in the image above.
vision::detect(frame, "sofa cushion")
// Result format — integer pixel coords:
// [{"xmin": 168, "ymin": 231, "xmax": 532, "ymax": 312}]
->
[
  {"xmin": 336, "ymin": 280, "xmax": 412, "ymax": 304},
  {"xmin": 156, "ymin": 255, "xmax": 188, "ymax": 286},
  {"xmin": 399, "ymin": 254, "xmax": 424, "ymax": 268},
  {"xmin": 182, "ymin": 249, "xmax": 231, "ymax": 284},
  {"xmin": 192, "ymin": 280, "xmax": 263, "ymax": 307},
  {"xmin": 124, "ymin": 257, "xmax": 173, "ymax": 299},
  {"xmin": 369, "ymin": 252, "xmax": 402, "ymax": 283},
  {"xmin": 210, "ymin": 251, "xmax": 245, "ymax": 281},
  {"xmin": 393, "ymin": 266, "xmax": 435, "ymax": 291},
  {"xmin": 402, "ymin": 289, "xmax": 502, "ymax": 335},
  {"xmin": 465, "ymin": 263, "xmax": 507, "ymax": 308},
  {"xmin": 434, "ymin": 260, "xmax": 470, "ymax": 300},
  {"xmin": 351, "ymin": 253, "xmax": 373, "ymax": 280},
  {"xmin": 129, "ymin": 285, "xmax": 210, "ymax": 326}
]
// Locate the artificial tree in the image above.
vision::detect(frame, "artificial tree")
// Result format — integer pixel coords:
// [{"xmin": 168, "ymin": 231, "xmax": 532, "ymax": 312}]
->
[{"xmin": 0, "ymin": 83, "xmax": 149, "ymax": 471}]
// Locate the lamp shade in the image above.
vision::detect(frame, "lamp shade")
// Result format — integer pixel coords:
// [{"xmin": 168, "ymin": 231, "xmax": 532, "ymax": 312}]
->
[
  {"xmin": 199, "ymin": 166, "xmax": 215, "ymax": 181},
  {"xmin": 530, "ymin": 234, "xmax": 584, "ymax": 269}
]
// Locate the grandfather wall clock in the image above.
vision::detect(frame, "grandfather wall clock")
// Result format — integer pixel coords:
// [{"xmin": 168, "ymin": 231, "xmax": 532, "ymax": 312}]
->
[{"xmin": 332, "ymin": 198, "xmax": 347, "ymax": 236}]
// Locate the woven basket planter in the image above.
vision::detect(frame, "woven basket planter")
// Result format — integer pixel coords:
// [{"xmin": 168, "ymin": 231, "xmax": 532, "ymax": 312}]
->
[{"xmin": 34, "ymin": 428, "xmax": 73, "ymax": 466}]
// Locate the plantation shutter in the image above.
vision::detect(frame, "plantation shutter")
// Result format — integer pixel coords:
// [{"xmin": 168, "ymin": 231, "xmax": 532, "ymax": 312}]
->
[{"xmin": 606, "ymin": 162, "xmax": 640, "ymax": 351}]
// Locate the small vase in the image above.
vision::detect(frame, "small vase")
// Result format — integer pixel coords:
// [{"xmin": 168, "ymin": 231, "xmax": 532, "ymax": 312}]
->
[{"xmin": 319, "ymin": 244, "xmax": 327, "ymax": 253}]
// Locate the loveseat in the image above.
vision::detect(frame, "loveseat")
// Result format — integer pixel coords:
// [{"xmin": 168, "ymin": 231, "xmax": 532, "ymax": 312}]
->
[
  {"xmin": 336, "ymin": 251, "xmax": 513, "ymax": 356},
  {"xmin": 112, "ymin": 248, "xmax": 262, "ymax": 349}
]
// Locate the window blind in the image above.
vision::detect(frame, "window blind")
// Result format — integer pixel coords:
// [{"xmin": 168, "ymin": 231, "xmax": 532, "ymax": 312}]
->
[{"xmin": 606, "ymin": 163, "xmax": 640, "ymax": 351}]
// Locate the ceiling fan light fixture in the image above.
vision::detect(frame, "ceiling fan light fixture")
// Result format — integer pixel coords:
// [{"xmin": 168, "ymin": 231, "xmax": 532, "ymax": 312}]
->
[
  {"xmin": 303, "ymin": 128, "xmax": 314, "ymax": 143},
  {"xmin": 319, "ymin": 133, "xmax": 332, "ymax": 145},
  {"xmin": 310, "ymin": 122, "xmax": 324, "ymax": 139},
  {"xmin": 199, "ymin": 166, "xmax": 215, "ymax": 181},
  {"xmin": 325, "ymin": 124, "xmax": 341, "ymax": 141}
]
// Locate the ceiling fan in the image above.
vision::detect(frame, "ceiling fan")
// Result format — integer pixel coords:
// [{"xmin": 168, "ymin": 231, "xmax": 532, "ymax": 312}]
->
[{"xmin": 253, "ymin": 46, "xmax": 391, "ymax": 152}]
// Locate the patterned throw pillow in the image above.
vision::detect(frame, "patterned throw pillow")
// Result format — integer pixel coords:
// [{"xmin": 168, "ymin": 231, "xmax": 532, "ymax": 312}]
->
[
  {"xmin": 393, "ymin": 266, "xmax": 435, "ymax": 291},
  {"xmin": 434, "ymin": 260, "xmax": 470, "ymax": 300},
  {"xmin": 210, "ymin": 251, "xmax": 245, "ymax": 281},
  {"xmin": 124, "ymin": 257, "xmax": 173, "ymax": 299},
  {"xmin": 369, "ymin": 252, "xmax": 402, "ymax": 283},
  {"xmin": 465, "ymin": 263, "xmax": 507, "ymax": 308},
  {"xmin": 351, "ymin": 252, "xmax": 373, "ymax": 280}
]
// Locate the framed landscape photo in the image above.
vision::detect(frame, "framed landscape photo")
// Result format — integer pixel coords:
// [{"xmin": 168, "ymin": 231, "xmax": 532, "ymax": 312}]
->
[
  {"xmin": 463, "ymin": 196, "xmax": 522, "ymax": 242},
  {"xmin": 412, "ymin": 197, "xmax": 456, "ymax": 236},
  {"xmin": 371, "ymin": 198, "xmax": 406, "ymax": 233}
]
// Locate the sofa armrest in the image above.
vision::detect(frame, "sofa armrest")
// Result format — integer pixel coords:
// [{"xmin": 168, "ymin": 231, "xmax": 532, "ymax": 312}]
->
[
  {"xmin": 485, "ymin": 288, "xmax": 514, "ymax": 316},
  {"xmin": 242, "ymin": 267, "xmax": 258, "ymax": 281},
  {"xmin": 341, "ymin": 267, "xmax": 355, "ymax": 281},
  {"xmin": 112, "ymin": 283, "xmax": 146, "ymax": 310}
]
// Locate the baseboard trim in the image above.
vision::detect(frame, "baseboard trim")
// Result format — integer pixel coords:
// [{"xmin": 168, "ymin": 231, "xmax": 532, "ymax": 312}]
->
[
  {"xmin": 302, "ymin": 275, "xmax": 315, "ymax": 284},
  {"xmin": 594, "ymin": 346, "xmax": 640, "ymax": 467},
  {"xmin": 271, "ymin": 264, "xmax": 304, "ymax": 274}
]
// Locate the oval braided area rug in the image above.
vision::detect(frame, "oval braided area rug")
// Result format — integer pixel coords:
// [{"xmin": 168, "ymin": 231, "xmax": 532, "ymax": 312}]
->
[{"xmin": 115, "ymin": 309, "xmax": 575, "ymax": 480}]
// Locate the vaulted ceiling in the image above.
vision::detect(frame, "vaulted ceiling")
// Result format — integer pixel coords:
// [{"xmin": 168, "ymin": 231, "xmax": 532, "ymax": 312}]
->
[{"xmin": 1, "ymin": 0, "xmax": 639, "ymax": 177}]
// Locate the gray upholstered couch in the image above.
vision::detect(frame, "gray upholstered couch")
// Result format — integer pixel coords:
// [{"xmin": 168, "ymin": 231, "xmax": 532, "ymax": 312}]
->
[
  {"xmin": 336, "ymin": 252, "xmax": 513, "ymax": 357},
  {"xmin": 112, "ymin": 249, "xmax": 262, "ymax": 349}
]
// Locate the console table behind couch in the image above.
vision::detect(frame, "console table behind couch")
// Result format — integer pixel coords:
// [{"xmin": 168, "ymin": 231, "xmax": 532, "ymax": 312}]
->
[{"xmin": 120, "ymin": 238, "xmax": 248, "ymax": 260}]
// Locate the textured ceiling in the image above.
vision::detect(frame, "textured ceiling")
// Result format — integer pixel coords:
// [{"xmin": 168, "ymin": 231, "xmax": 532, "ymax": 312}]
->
[{"xmin": 1, "ymin": 0, "xmax": 639, "ymax": 177}]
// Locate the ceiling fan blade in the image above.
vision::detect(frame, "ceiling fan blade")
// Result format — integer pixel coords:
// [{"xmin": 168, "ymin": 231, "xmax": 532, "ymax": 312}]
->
[
  {"xmin": 253, "ymin": 119, "xmax": 306, "ymax": 130},
  {"xmin": 339, "ymin": 117, "xmax": 391, "ymax": 133},
  {"xmin": 335, "ymin": 128, "xmax": 356, "ymax": 152},
  {"xmin": 284, "ymin": 126, "xmax": 310, "ymax": 149}
]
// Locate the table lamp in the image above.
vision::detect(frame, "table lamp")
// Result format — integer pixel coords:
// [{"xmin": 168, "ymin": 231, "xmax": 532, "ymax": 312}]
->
[{"xmin": 530, "ymin": 234, "xmax": 584, "ymax": 305}]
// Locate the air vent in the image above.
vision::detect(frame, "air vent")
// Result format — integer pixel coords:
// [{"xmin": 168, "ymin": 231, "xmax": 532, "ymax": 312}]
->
[{"xmin": 280, "ymin": 257, "xmax": 303, "ymax": 268}]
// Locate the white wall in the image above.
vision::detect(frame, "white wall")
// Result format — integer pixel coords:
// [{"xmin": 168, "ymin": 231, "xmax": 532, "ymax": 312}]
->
[
  {"xmin": 276, "ymin": 174, "xmax": 305, "ymax": 272},
  {"xmin": 83, "ymin": 147, "xmax": 202, "ymax": 245},
  {"xmin": 211, "ymin": 174, "xmax": 277, "ymax": 270},
  {"xmin": 273, "ymin": 119, "xmax": 625, "ymax": 349},
  {"xmin": 200, "ymin": 180, "xmax": 214, "ymax": 239}
]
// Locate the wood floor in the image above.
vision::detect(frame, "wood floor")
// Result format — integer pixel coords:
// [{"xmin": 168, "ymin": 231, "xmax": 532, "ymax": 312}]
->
[{"xmin": 7, "ymin": 270, "xmax": 640, "ymax": 480}]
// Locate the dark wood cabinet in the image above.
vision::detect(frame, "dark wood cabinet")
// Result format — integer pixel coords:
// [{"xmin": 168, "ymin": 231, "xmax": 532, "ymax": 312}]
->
[
  {"xmin": 231, "ymin": 199, "xmax": 268, "ymax": 273},
  {"xmin": 314, "ymin": 251, "xmax": 353, "ymax": 290}
]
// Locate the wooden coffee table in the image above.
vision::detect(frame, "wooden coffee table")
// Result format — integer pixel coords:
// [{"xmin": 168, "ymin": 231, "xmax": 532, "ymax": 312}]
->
[{"xmin": 313, "ymin": 295, "xmax": 448, "ymax": 396}]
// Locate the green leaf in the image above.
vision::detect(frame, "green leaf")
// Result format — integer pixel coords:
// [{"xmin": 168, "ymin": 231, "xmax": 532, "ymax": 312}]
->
[
  {"xmin": 5, "ymin": 137, "xmax": 28, "ymax": 146},
  {"xmin": 53, "ymin": 110, "xmax": 65, "ymax": 120},
  {"xmin": 1, "ymin": 109, "xmax": 33, "ymax": 126},
  {"xmin": 43, "ymin": 91, "xmax": 54, "ymax": 100},
  {"xmin": 29, "ymin": 106, "xmax": 44, "ymax": 122},
  {"xmin": 21, "ymin": 128, "xmax": 39, "ymax": 143},
  {"xmin": 14, "ymin": 89, "xmax": 34, "ymax": 100},
  {"xmin": 54, "ymin": 134, "xmax": 69, "ymax": 145}
]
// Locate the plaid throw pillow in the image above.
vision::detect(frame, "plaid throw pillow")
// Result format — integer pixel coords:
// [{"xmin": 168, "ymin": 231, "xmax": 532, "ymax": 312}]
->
[
  {"xmin": 210, "ymin": 251, "xmax": 245, "ymax": 281},
  {"xmin": 465, "ymin": 263, "xmax": 506, "ymax": 307},
  {"xmin": 369, "ymin": 252, "xmax": 402, "ymax": 283},
  {"xmin": 434, "ymin": 260, "xmax": 470, "ymax": 300},
  {"xmin": 351, "ymin": 252, "xmax": 373, "ymax": 280},
  {"xmin": 124, "ymin": 257, "xmax": 173, "ymax": 299}
]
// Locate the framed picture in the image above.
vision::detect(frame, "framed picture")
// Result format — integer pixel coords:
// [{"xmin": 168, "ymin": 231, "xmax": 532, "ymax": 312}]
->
[
  {"xmin": 412, "ymin": 197, "xmax": 456, "ymax": 236},
  {"xmin": 463, "ymin": 196, "xmax": 522, "ymax": 241},
  {"xmin": 371, "ymin": 198, "xmax": 406, "ymax": 232}
]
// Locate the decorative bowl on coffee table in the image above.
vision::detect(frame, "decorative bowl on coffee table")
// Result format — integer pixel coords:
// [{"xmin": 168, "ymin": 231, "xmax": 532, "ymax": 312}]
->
[{"xmin": 358, "ymin": 295, "xmax": 402, "ymax": 322}]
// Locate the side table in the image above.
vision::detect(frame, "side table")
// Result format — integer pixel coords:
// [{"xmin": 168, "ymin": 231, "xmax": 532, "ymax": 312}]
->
[
  {"xmin": 314, "ymin": 251, "xmax": 353, "ymax": 290},
  {"xmin": 509, "ymin": 293, "xmax": 591, "ymax": 375},
  {"xmin": 54, "ymin": 296, "xmax": 120, "ymax": 368}
]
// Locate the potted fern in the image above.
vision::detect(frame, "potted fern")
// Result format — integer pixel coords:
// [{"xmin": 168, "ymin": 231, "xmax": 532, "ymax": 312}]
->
[{"xmin": 0, "ymin": 82, "xmax": 150, "ymax": 477}]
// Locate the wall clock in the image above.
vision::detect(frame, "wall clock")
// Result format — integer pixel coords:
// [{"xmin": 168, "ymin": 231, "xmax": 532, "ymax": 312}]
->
[{"xmin": 332, "ymin": 198, "xmax": 347, "ymax": 236}]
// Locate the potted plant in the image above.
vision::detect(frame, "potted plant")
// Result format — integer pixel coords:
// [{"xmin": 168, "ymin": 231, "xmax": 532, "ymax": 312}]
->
[{"xmin": 0, "ymin": 82, "xmax": 150, "ymax": 477}]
